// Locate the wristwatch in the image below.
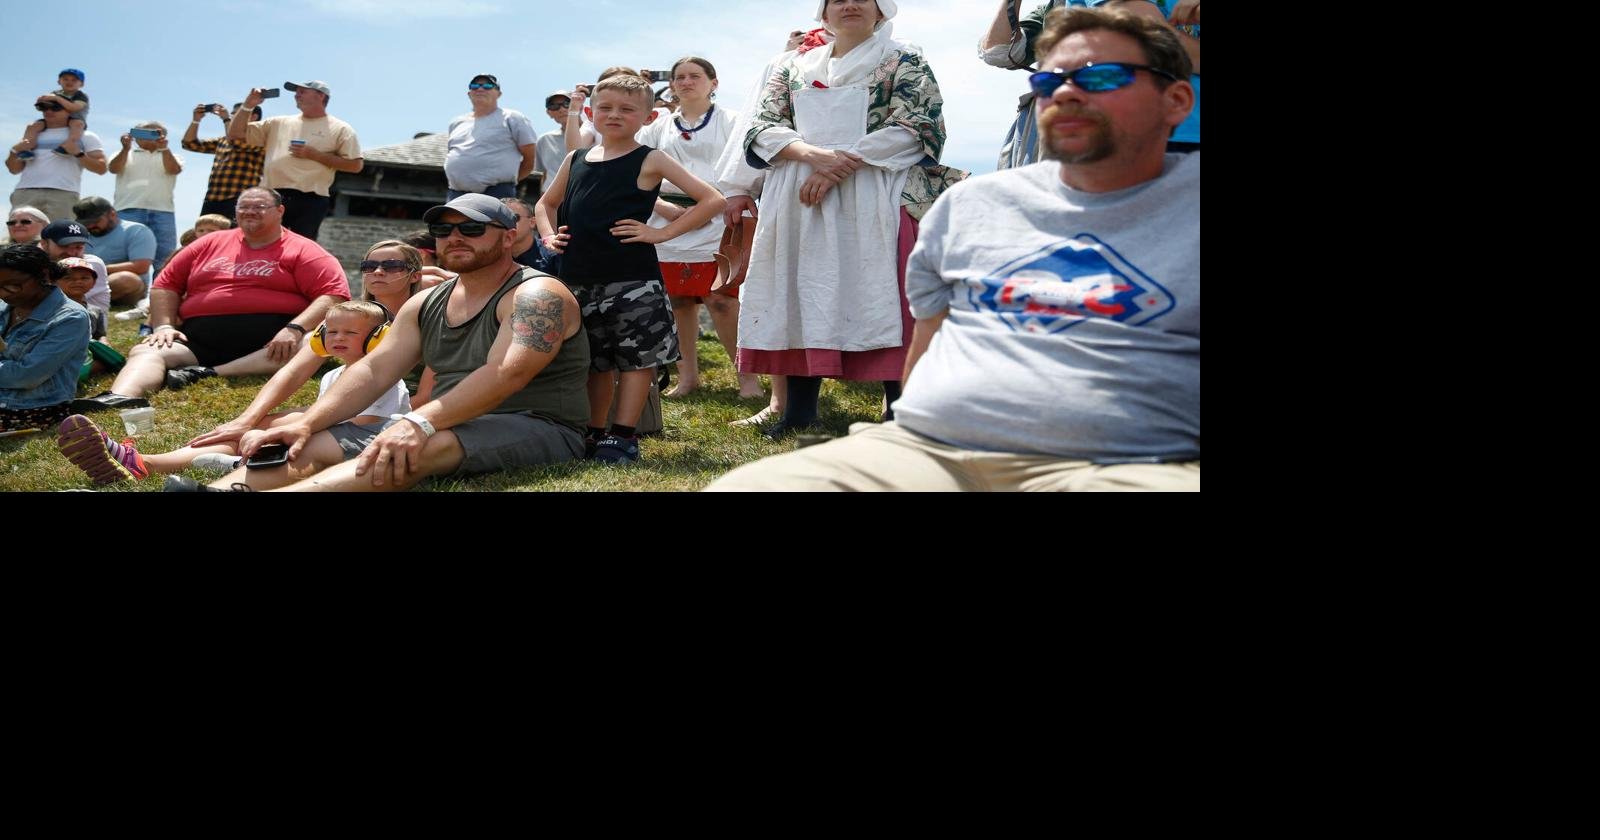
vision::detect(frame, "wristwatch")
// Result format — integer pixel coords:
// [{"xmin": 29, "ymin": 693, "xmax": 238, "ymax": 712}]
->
[{"xmin": 396, "ymin": 411, "xmax": 436, "ymax": 437}]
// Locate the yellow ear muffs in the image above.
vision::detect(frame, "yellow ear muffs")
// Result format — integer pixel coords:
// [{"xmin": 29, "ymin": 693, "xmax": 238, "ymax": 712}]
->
[
  {"xmin": 309, "ymin": 300, "xmax": 393, "ymax": 358},
  {"xmin": 309, "ymin": 323, "xmax": 330, "ymax": 357}
]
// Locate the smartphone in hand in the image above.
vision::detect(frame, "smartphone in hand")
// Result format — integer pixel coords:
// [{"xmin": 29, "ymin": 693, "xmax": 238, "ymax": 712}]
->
[
  {"xmin": 129, "ymin": 127, "xmax": 162, "ymax": 141},
  {"xmin": 245, "ymin": 443, "xmax": 291, "ymax": 469},
  {"xmin": 259, "ymin": 88, "xmax": 281, "ymax": 99}
]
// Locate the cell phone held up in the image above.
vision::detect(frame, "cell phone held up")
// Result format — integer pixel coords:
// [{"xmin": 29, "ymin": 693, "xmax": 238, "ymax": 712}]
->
[
  {"xmin": 259, "ymin": 88, "xmax": 281, "ymax": 99},
  {"xmin": 129, "ymin": 127, "xmax": 162, "ymax": 142},
  {"xmin": 245, "ymin": 443, "xmax": 291, "ymax": 469},
  {"xmin": 645, "ymin": 70, "xmax": 671, "ymax": 83}
]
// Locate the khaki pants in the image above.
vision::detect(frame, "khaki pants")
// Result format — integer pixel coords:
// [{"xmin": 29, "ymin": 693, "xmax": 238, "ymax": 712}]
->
[
  {"xmin": 9, "ymin": 188, "xmax": 78, "ymax": 226},
  {"xmin": 705, "ymin": 422, "xmax": 1199, "ymax": 492}
]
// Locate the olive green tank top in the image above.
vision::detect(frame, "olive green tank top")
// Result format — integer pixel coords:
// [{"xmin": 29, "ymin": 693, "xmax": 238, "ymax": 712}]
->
[{"xmin": 418, "ymin": 266, "xmax": 590, "ymax": 433}]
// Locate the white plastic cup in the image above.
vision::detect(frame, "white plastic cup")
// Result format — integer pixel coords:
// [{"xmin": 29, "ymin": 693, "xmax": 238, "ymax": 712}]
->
[{"xmin": 120, "ymin": 406, "xmax": 155, "ymax": 436}]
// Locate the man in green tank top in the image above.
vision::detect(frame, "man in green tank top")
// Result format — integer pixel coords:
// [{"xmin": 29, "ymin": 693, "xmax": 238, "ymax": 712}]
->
[{"xmin": 198, "ymin": 193, "xmax": 590, "ymax": 491}]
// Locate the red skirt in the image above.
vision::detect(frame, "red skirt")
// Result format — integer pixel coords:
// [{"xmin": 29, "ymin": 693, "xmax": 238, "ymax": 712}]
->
[
  {"xmin": 660, "ymin": 261, "xmax": 718, "ymax": 298},
  {"xmin": 737, "ymin": 208, "xmax": 918, "ymax": 381}
]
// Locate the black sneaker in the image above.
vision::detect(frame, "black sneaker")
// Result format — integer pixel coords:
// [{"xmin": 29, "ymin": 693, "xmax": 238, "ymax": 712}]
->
[
  {"xmin": 165, "ymin": 365, "xmax": 217, "ymax": 390},
  {"xmin": 590, "ymin": 434, "xmax": 641, "ymax": 465},
  {"xmin": 68, "ymin": 392, "xmax": 150, "ymax": 413},
  {"xmin": 163, "ymin": 475, "xmax": 253, "ymax": 492}
]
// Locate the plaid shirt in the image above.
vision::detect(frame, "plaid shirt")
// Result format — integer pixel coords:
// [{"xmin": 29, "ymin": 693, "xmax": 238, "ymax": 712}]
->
[{"xmin": 181, "ymin": 136, "xmax": 266, "ymax": 203}]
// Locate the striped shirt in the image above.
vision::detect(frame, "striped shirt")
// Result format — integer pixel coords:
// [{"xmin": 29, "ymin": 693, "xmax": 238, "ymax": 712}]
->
[{"xmin": 181, "ymin": 136, "xmax": 266, "ymax": 203}]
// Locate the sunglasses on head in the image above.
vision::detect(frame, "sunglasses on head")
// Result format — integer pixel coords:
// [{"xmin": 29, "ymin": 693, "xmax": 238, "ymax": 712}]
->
[
  {"xmin": 428, "ymin": 220, "xmax": 505, "ymax": 238},
  {"xmin": 36, "ymin": 102, "xmax": 65, "ymax": 112},
  {"xmin": 469, "ymin": 82, "xmax": 499, "ymax": 90},
  {"xmin": 1029, "ymin": 62, "xmax": 1178, "ymax": 97},
  {"xmin": 360, "ymin": 259, "xmax": 412, "ymax": 273}
]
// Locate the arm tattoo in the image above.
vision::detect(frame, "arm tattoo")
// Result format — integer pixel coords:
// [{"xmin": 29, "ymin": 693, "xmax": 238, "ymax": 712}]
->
[{"xmin": 510, "ymin": 287, "xmax": 565, "ymax": 353}]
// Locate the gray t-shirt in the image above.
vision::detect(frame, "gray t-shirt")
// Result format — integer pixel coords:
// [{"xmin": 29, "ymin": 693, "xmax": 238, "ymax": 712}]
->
[
  {"xmin": 535, "ymin": 128, "xmax": 566, "ymax": 180},
  {"xmin": 444, "ymin": 108, "xmax": 537, "ymax": 192},
  {"xmin": 897, "ymin": 153, "xmax": 1200, "ymax": 462}
]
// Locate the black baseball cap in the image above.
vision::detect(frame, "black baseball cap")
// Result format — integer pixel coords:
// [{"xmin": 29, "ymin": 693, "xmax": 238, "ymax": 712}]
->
[{"xmin": 41, "ymin": 220, "xmax": 91, "ymax": 245}]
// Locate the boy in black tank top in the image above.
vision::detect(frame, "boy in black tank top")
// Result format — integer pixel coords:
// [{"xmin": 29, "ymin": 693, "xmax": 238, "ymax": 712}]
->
[{"xmin": 536, "ymin": 71, "xmax": 726, "ymax": 464}]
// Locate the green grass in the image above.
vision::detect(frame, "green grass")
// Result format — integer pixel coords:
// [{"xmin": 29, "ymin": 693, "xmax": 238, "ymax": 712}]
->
[{"xmin": 1, "ymin": 306, "xmax": 888, "ymax": 492}]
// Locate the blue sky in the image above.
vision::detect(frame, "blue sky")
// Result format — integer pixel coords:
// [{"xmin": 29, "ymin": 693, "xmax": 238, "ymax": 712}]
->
[{"xmin": 4, "ymin": 0, "xmax": 1027, "ymax": 228}]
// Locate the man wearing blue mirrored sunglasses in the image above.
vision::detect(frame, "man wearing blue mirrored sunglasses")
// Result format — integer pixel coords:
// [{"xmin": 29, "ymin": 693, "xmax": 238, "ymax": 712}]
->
[
  {"xmin": 707, "ymin": 6, "xmax": 1199, "ymax": 492},
  {"xmin": 445, "ymin": 74, "xmax": 538, "ymax": 202}
]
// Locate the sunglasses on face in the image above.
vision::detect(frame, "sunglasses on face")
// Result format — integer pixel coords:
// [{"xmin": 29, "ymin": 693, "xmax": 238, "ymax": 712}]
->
[
  {"xmin": 428, "ymin": 221, "xmax": 505, "ymax": 238},
  {"xmin": 547, "ymin": 101, "xmax": 570, "ymax": 110},
  {"xmin": 468, "ymin": 82, "xmax": 499, "ymax": 90},
  {"xmin": 1029, "ymin": 62, "xmax": 1178, "ymax": 97},
  {"xmin": 360, "ymin": 259, "xmax": 412, "ymax": 273},
  {"xmin": 36, "ymin": 102, "xmax": 65, "ymax": 112},
  {"xmin": 6, "ymin": 219, "xmax": 39, "ymax": 226}
]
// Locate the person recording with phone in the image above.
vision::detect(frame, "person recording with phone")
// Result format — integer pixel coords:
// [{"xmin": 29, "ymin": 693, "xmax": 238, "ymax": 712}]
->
[
  {"xmin": 107, "ymin": 120, "xmax": 183, "ymax": 274},
  {"xmin": 229, "ymin": 80, "xmax": 363, "ymax": 240},
  {"xmin": 182, "ymin": 102, "xmax": 266, "ymax": 222}
]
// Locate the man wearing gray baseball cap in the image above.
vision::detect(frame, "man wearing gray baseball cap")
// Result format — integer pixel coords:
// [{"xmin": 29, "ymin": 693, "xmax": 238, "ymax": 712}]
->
[
  {"xmin": 204, "ymin": 193, "xmax": 591, "ymax": 492},
  {"xmin": 227, "ymin": 79, "xmax": 362, "ymax": 241}
]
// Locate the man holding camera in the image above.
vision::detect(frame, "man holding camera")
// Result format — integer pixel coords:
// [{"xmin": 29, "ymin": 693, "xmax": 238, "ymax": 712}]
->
[
  {"xmin": 4, "ymin": 100, "xmax": 107, "ymax": 225},
  {"xmin": 228, "ymin": 80, "xmax": 362, "ymax": 241},
  {"xmin": 108, "ymin": 120, "xmax": 183, "ymax": 273},
  {"xmin": 444, "ymin": 74, "xmax": 538, "ymax": 201},
  {"xmin": 182, "ymin": 102, "xmax": 267, "ymax": 222}
]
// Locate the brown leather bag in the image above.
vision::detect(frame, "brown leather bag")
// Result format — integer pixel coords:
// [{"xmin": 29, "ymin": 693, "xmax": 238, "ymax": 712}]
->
[{"xmin": 712, "ymin": 217, "xmax": 757, "ymax": 294}]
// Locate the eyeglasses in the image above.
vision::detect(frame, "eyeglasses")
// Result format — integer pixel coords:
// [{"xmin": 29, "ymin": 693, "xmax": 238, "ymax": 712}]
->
[
  {"xmin": 360, "ymin": 259, "xmax": 413, "ymax": 273},
  {"xmin": 428, "ymin": 221, "xmax": 506, "ymax": 238},
  {"xmin": 1029, "ymin": 62, "xmax": 1178, "ymax": 97},
  {"xmin": 35, "ymin": 102, "xmax": 65, "ymax": 112},
  {"xmin": 468, "ymin": 82, "xmax": 499, "ymax": 90},
  {"xmin": 235, "ymin": 203, "xmax": 277, "ymax": 213}
]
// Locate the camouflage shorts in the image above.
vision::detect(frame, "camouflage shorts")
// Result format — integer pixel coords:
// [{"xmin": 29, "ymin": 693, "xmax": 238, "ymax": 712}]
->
[{"xmin": 572, "ymin": 278, "xmax": 681, "ymax": 372}]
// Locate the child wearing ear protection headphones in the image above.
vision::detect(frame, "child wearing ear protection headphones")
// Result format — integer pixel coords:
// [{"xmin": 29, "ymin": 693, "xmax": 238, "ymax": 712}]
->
[{"xmin": 55, "ymin": 300, "xmax": 412, "ymax": 484}]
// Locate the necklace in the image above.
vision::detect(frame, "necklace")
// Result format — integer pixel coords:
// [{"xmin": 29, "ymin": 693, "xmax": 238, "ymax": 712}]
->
[{"xmin": 675, "ymin": 104, "xmax": 715, "ymax": 141}]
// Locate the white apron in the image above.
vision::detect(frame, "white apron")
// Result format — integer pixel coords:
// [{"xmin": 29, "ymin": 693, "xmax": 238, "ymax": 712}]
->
[{"xmin": 739, "ymin": 85, "xmax": 909, "ymax": 353}]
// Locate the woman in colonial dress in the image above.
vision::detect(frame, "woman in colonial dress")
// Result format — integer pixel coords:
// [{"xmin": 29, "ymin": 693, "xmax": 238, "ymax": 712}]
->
[{"xmin": 736, "ymin": 0, "xmax": 965, "ymax": 437}]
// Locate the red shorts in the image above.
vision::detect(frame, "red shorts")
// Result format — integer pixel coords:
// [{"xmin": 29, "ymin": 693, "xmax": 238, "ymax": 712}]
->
[{"xmin": 659, "ymin": 261, "xmax": 718, "ymax": 298}]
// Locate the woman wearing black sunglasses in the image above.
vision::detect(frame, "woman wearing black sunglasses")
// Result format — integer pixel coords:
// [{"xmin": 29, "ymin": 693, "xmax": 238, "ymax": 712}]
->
[{"xmin": 182, "ymin": 239, "xmax": 432, "ymax": 452}]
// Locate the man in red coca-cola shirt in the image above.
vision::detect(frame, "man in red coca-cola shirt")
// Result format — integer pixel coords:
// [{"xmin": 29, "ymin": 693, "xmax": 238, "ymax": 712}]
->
[{"xmin": 71, "ymin": 187, "xmax": 349, "ymax": 412}]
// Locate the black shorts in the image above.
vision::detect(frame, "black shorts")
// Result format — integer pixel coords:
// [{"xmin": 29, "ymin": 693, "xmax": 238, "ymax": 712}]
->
[{"xmin": 177, "ymin": 313, "xmax": 292, "ymax": 367}]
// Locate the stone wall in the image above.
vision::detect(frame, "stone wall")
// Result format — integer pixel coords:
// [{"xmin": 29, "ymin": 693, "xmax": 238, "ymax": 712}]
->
[{"xmin": 317, "ymin": 216, "xmax": 426, "ymax": 297}]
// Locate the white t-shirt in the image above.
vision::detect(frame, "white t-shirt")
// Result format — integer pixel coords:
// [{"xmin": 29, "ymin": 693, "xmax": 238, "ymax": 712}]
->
[
  {"xmin": 17, "ymin": 128, "xmax": 104, "ymax": 192},
  {"xmin": 318, "ymin": 364, "xmax": 411, "ymax": 419},
  {"xmin": 114, "ymin": 148, "xmax": 182, "ymax": 212}
]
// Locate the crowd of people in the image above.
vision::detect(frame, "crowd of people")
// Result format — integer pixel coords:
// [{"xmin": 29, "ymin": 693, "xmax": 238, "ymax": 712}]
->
[{"xmin": 2, "ymin": 0, "xmax": 1200, "ymax": 492}]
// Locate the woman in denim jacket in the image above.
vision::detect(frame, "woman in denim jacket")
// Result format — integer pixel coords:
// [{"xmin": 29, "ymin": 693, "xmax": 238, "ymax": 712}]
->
[{"xmin": 1, "ymin": 244, "xmax": 91, "ymax": 432}]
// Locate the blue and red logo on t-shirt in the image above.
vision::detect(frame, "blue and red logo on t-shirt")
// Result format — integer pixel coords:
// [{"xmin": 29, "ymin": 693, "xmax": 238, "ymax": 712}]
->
[{"xmin": 964, "ymin": 235, "xmax": 1175, "ymax": 333}]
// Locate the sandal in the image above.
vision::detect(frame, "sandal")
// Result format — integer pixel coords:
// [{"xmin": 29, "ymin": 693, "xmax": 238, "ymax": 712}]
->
[{"xmin": 729, "ymin": 405, "xmax": 779, "ymax": 428}]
